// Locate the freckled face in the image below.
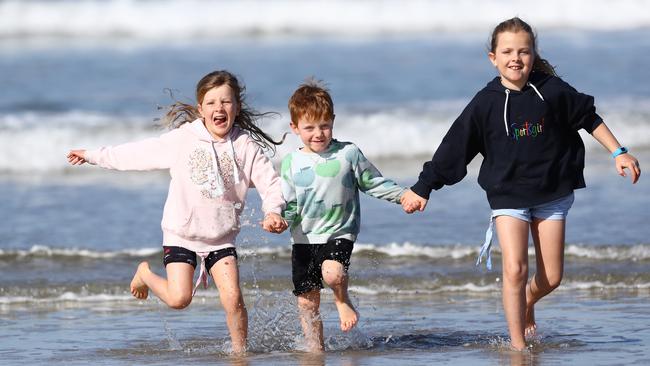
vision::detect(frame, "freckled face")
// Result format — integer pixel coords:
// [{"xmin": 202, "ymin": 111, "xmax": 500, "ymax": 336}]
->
[
  {"xmin": 198, "ymin": 85, "xmax": 240, "ymax": 140},
  {"xmin": 290, "ymin": 117, "xmax": 334, "ymax": 153},
  {"xmin": 488, "ymin": 31, "xmax": 535, "ymax": 90}
]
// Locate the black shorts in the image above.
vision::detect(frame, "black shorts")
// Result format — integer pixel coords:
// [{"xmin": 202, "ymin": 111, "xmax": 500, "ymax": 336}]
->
[
  {"xmin": 291, "ymin": 238, "xmax": 354, "ymax": 296},
  {"xmin": 163, "ymin": 246, "xmax": 238, "ymax": 272}
]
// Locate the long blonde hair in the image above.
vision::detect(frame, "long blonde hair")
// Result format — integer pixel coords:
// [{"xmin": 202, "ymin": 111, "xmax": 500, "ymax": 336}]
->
[
  {"xmin": 162, "ymin": 70, "xmax": 283, "ymax": 152},
  {"xmin": 489, "ymin": 17, "xmax": 557, "ymax": 76}
]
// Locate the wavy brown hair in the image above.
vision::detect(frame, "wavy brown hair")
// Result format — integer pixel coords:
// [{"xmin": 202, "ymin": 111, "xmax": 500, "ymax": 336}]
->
[
  {"xmin": 162, "ymin": 70, "xmax": 282, "ymax": 153},
  {"xmin": 489, "ymin": 17, "xmax": 557, "ymax": 76}
]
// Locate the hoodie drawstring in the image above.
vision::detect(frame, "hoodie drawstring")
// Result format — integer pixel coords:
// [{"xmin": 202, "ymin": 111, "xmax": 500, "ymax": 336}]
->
[
  {"xmin": 502, "ymin": 81, "xmax": 545, "ymax": 136},
  {"xmin": 210, "ymin": 144, "xmax": 225, "ymax": 196},
  {"xmin": 229, "ymin": 139, "xmax": 240, "ymax": 186},
  {"xmin": 476, "ymin": 215, "xmax": 495, "ymax": 270},
  {"xmin": 192, "ymin": 252, "xmax": 210, "ymax": 296},
  {"xmin": 209, "ymin": 137, "xmax": 240, "ymax": 196},
  {"xmin": 527, "ymin": 81, "xmax": 545, "ymax": 101},
  {"xmin": 503, "ymin": 89, "xmax": 511, "ymax": 136}
]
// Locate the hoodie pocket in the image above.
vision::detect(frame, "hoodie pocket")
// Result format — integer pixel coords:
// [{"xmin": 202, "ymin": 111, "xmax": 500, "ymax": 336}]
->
[{"xmin": 180, "ymin": 203, "xmax": 239, "ymax": 241}]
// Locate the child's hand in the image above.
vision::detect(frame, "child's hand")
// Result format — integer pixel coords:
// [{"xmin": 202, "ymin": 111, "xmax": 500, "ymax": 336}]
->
[
  {"xmin": 262, "ymin": 213, "xmax": 288, "ymax": 233},
  {"xmin": 67, "ymin": 150, "xmax": 88, "ymax": 165},
  {"xmin": 401, "ymin": 189, "xmax": 428, "ymax": 214},
  {"xmin": 615, "ymin": 153, "xmax": 641, "ymax": 184}
]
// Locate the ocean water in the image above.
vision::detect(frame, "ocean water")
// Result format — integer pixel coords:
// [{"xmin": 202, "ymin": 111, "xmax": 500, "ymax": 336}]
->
[{"xmin": 1, "ymin": 1, "xmax": 650, "ymax": 365}]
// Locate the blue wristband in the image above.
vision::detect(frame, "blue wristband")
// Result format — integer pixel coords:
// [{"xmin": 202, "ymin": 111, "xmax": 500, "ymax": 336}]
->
[{"xmin": 612, "ymin": 146, "xmax": 628, "ymax": 158}]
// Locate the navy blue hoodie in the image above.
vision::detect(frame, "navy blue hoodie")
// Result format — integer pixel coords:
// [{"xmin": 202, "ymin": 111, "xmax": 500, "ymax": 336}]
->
[{"xmin": 411, "ymin": 72, "xmax": 603, "ymax": 209}]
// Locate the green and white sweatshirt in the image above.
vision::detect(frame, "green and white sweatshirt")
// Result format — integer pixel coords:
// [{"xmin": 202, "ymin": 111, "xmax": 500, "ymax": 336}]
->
[{"xmin": 281, "ymin": 140, "xmax": 405, "ymax": 244}]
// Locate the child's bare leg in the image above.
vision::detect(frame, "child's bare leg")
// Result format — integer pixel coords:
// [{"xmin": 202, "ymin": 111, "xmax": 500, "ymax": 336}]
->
[
  {"xmin": 495, "ymin": 216, "xmax": 530, "ymax": 351},
  {"xmin": 321, "ymin": 259, "xmax": 358, "ymax": 332},
  {"xmin": 524, "ymin": 283, "xmax": 536, "ymax": 336},
  {"xmin": 297, "ymin": 289, "xmax": 324, "ymax": 352},
  {"xmin": 131, "ymin": 261, "xmax": 194, "ymax": 309},
  {"xmin": 526, "ymin": 218, "xmax": 566, "ymax": 336},
  {"xmin": 211, "ymin": 256, "xmax": 247, "ymax": 354}
]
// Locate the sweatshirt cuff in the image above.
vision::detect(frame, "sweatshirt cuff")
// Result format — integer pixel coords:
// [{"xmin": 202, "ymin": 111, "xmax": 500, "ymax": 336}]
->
[
  {"xmin": 586, "ymin": 116, "xmax": 604, "ymax": 134},
  {"xmin": 263, "ymin": 206, "xmax": 283, "ymax": 216},
  {"xmin": 83, "ymin": 149, "xmax": 99, "ymax": 165},
  {"xmin": 410, "ymin": 180, "xmax": 433, "ymax": 200}
]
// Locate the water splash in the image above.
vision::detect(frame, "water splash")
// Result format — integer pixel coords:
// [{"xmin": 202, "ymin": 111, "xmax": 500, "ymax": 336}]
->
[{"xmin": 247, "ymin": 292, "xmax": 302, "ymax": 352}]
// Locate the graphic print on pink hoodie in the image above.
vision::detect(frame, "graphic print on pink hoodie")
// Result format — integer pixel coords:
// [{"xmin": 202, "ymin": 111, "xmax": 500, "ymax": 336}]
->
[{"xmin": 85, "ymin": 119, "xmax": 285, "ymax": 253}]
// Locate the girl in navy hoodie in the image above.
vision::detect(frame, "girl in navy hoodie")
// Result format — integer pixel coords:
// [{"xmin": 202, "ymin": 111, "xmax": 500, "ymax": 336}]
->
[{"xmin": 401, "ymin": 17, "xmax": 641, "ymax": 350}]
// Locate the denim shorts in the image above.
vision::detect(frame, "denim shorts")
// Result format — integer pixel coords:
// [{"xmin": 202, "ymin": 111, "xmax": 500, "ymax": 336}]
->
[
  {"xmin": 491, "ymin": 192, "xmax": 575, "ymax": 222},
  {"xmin": 476, "ymin": 193, "xmax": 575, "ymax": 270}
]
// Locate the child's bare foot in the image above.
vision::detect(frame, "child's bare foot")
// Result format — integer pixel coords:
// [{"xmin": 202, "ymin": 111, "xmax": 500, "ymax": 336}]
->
[
  {"xmin": 230, "ymin": 344, "xmax": 247, "ymax": 356},
  {"xmin": 130, "ymin": 261, "xmax": 150, "ymax": 299},
  {"xmin": 524, "ymin": 303, "xmax": 537, "ymax": 337},
  {"xmin": 509, "ymin": 343, "xmax": 528, "ymax": 352},
  {"xmin": 335, "ymin": 300, "xmax": 359, "ymax": 332}
]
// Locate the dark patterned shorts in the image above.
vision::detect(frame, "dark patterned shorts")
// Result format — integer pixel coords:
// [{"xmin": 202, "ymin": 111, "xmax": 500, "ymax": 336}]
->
[
  {"xmin": 163, "ymin": 246, "xmax": 238, "ymax": 272},
  {"xmin": 291, "ymin": 238, "xmax": 354, "ymax": 296}
]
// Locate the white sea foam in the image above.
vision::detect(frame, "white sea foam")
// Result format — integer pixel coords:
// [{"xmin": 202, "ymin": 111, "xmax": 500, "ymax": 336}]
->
[
  {"xmin": 328, "ymin": 281, "xmax": 650, "ymax": 296},
  {"xmin": 2, "ymin": 0, "xmax": 650, "ymax": 42},
  {"xmin": 0, "ymin": 292, "xmax": 133, "ymax": 305},
  {"xmin": 2, "ymin": 243, "xmax": 649, "ymax": 261},
  {"xmin": 348, "ymin": 283, "xmax": 499, "ymax": 295},
  {"xmin": 1, "ymin": 280, "xmax": 648, "ymax": 307},
  {"xmin": 354, "ymin": 242, "xmax": 476, "ymax": 259},
  {"xmin": 0, "ymin": 245, "xmax": 160, "ymax": 259},
  {"xmin": 2, "ymin": 98, "xmax": 649, "ymax": 174},
  {"xmin": 565, "ymin": 244, "xmax": 650, "ymax": 261},
  {"xmin": 559, "ymin": 281, "xmax": 650, "ymax": 291}
]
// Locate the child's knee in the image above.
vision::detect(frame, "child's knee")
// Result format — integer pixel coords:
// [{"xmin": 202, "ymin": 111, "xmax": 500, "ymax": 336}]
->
[
  {"xmin": 503, "ymin": 261, "xmax": 528, "ymax": 284},
  {"xmin": 167, "ymin": 292, "xmax": 193, "ymax": 309},
  {"xmin": 540, "ymin": 271, "xmax": 563, "ymax": 290},
  {"xmin": 548, "ymin": 276, "xmax": 562, "ymax": 290},
  {"xmin": 321, "ymin": 260, "xmax": 346, "ymax": 286},
  {"xmin": 221, "ymin": 292, "xmax": 246, "ymax": 313}
]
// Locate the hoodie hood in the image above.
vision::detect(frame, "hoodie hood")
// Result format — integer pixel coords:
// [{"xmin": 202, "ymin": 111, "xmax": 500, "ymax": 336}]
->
[
  {"xmin": 188, "ymin": 118, "xmax": 240, "ymax": 142},
  {"xmin": 485, "ymin": 71, "xmax": 553, "ymax": 93}
]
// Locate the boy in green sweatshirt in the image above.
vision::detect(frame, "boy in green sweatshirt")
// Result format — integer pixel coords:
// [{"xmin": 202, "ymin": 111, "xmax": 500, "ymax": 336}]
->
[{"xmin": 281, "ymin": 79, "xmax": 405, "ymax": 352}]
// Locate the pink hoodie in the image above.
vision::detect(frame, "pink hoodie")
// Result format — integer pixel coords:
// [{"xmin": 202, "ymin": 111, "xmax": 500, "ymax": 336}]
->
[{"xmin": 85, "ymin": 119, "xmax": 285, "ymax": 253}]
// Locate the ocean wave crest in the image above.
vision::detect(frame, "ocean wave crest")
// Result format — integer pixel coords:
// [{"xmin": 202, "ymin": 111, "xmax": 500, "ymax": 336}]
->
[
  {"xmin": 3, "ymin": 243, "xmax": 649, "ymax": 262},
  {"xmin": 0, "ymin": 245, "xmax": 160, "ymax": 259},
  {"xmin": 2, "ymin": 280, "xmax": 648, "ymax": 308},
  {"xmin": 2, "ymin": 0, "xmax": 650, "ymax": 41},
  {"xmin": 2, "ymin": 98, "xmax": 649, "ymax": 174}
]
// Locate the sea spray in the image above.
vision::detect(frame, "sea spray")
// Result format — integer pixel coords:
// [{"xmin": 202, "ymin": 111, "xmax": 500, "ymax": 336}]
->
[
  {"xmin": 247, "ymin": 291, "xmax": 302, "ymax": 352},
  {"xmin": 160, "ymin": 309, "xmax": 183, "ymax": 351}
]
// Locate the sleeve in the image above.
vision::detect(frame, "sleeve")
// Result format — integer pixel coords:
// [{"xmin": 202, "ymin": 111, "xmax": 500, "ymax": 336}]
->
[
  {"xmin": 351, "ymin": 145, "xmax": 405, "ymax": 204},
  {"xmin": 84, "ymin": 130, "xmax": 179, "ymax": 171},
  {"xmin": 411, "ymin": 102, "xmax": 481, "ymax": 199},
  {"xmin": 554, "ymin": 78, "xmax": 604, "ymax": 133},
  {"xmin": 279, "ymin": 154, "xmax": 298, "ymax": 226},
  {"xmin": 249, "ymin": 146, "xmax": 286, "ymax": 216}
]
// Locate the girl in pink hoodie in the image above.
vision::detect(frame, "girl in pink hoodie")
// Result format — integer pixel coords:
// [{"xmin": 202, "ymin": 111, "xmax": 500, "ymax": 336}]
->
[{"xmin": 67, "ymin": 70, "xmax": 287, "ymax": 354}]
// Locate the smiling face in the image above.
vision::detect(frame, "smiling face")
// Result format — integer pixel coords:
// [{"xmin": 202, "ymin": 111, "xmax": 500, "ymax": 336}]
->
[
  {"xmin": 290, "ymin": 117, "xmax": 334, "ymax": 153},
  {"xmin": 488, "ymin": 30, "xmax": 534, "ymax": 91},
  {"xmin": 198, "ymin": 85, "xmax": 240, "ymax": 140}
]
